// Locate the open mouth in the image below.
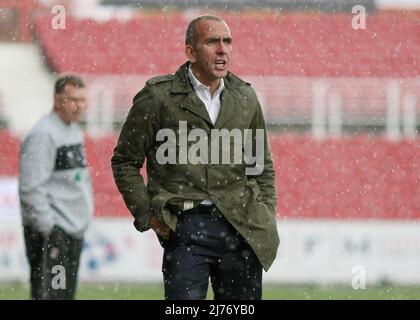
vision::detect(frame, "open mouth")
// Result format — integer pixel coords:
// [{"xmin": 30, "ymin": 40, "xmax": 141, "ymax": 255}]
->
[{"xmin": 215, "ymin": 59, "xmax": 226, "ymax": 69}]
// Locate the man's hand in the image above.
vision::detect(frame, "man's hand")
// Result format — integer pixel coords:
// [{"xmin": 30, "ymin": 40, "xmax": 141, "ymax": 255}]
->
[{"xmin": 148, "ymin": 216, "xmax": 171, "ymax": 240}]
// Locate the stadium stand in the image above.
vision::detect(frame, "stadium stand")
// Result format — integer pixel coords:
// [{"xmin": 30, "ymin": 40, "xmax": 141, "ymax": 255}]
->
[
  {"xmin": 31, "ymin": 11, "xmax": 420, "ymax": 132},
  {"xmin": 271, "ymin": 134, "xmax": 420, "ymax": 220},
  {"xmin": 84, "ymin": 135, "xmax": 130, "ymax": 217},
  {"xmin": 33, "ymin": 11, "xmax": 420, "ymax": 77},
  {"xmin": 1, "ymin": 3, "xmax": 419, "ymax": 221},
  {"xmin": 1, "ymin": 131, "xmax": 419, "ymax": 220},
  {"xmin": 0, "ymin": 131, "xmax": 19, "ymax": 176}
]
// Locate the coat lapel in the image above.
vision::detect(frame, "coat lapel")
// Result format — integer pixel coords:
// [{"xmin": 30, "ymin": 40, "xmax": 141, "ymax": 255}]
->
[
  {"xmin": 171, "ymin": 62, "xmax": 213, "ymax": 126},
  {"xmin": 213, "ymin": 89, "xmax": 237, "ymax": 129},
  {"xmin": 180, "ymin": 93, "xmax": 213, "ymax": 125},
  {"xmin": 170, "ymin": 62, "xmax": 240, "ymax": 128},
  {"xmin": 213, "ymin": 77, "xmax": 238, "ymax": 129}
]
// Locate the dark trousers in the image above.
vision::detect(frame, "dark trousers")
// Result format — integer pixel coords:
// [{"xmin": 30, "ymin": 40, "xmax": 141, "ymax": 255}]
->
[
  {"xmin": 23, "ymin": 225, "xmax": 83, "ymax": 300},
  {"xmin": 162, "ymin": 205, "xmax": 262, "ymax": 300}
]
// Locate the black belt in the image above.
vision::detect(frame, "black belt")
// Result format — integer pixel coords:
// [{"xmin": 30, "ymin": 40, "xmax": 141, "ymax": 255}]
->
[
  {"xmin": 187, "ymin": 204, "xmax": 225, "ymax": 220},
  {"xmin": 168, "ymin": 203, "xmax": 218, "ymax": 215},
  {"xmin": 187, "ymin": 204, "xmax": 218, "ymax": 214}
]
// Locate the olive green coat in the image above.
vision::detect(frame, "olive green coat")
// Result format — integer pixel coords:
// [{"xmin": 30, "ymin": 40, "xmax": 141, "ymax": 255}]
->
[{"xmin": 111, "ymin": 62, "xmax": 279, "ymax": 270}]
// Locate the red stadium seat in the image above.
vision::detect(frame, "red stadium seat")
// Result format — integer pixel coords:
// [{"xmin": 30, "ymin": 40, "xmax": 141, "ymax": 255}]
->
[
  {"xmin": 33, "ymin": 11, "xmax": 420, "ymax": 77},
  {"xmin": 1, "ymin": 131, "xmax": 419, "ymax": 220},
  {"xmin": 0, "ymin": 131, "xmax": 19, "ymax": 176}
]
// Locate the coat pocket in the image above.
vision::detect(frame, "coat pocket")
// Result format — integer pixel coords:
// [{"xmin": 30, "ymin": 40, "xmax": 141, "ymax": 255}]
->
[{"xmin": 156, "ymin": 215, "xmax": 183, "ymax": 248}]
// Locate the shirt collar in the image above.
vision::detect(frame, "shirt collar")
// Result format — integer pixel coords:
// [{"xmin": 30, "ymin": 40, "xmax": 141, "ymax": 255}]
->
[{"xmin": 188, "ymin": 63, "xmax": 225, "ymax": 95}]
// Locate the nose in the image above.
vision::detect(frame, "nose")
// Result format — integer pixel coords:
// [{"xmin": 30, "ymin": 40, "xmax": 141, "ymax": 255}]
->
[{"xmin": 216, "ymin": 39, "xmax": 227, "ymax": 54}]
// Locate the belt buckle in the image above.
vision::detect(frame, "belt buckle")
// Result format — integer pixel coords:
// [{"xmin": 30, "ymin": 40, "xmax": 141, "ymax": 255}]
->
[{"xmin": 183, "ymin": 200, "xmax": 195, "ymax": 211}]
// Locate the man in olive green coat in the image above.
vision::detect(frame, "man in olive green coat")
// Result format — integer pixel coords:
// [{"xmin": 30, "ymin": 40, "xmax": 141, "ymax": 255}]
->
[{"xmin": 111, "ymin": 15, "xmax": 279, "ymax": 300}]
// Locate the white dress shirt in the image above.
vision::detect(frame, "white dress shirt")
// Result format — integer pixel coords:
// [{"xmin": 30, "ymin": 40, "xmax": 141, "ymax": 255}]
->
[{"xmin": 188, "ymin": 64, "xmax": 225, "ymax": 125}]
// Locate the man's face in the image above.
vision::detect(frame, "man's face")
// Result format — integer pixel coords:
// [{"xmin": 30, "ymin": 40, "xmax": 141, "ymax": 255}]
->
[
  {"xmin": 187, "ymin": 19, "xmax": 232, "ymax": 85},
  {"xmin": 55, "ymin": 85, "xmax": 87, "ymax": 124}
]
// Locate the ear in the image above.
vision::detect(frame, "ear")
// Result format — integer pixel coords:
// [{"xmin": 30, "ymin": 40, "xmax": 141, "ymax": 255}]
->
[
  {"xmin": 185, "ymin": 45, "xmax": 197, "ymax": 63},
  {"xmin": 53, "ymin": 94, "xmax": 61, "ymax": 110}
]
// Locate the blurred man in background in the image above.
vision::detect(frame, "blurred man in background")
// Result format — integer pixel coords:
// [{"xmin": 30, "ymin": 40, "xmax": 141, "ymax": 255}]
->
[
  {"xmin": 19, "ymin": 74, "xmax": 94, "ymax": 300},
  {"xmin": 112, "ymin": 15, "xmax": 279, "ymax": 300}
]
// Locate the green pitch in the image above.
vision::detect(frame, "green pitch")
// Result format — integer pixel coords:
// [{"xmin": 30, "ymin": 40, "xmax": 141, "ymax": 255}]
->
[{"xmin": 1, "ymin": 282, "xmax": 420, "ymax": 300}]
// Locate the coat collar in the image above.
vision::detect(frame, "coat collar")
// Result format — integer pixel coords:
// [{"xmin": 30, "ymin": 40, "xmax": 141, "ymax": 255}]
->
[
  {"xmin": 171, "ymin": 61, "xmax": 245, "ymax": 128},
  {"xmin": 170, "ymin": 61, "xmax": 247, "ymax": 93}
]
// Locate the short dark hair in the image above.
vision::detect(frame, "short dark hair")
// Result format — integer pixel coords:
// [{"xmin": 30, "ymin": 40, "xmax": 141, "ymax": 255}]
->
[
  {"xmin": 54, "ymin": 74, "xmax": 85, "ymax": 95},
  {"xmin": 185, "ymin": 15, "xmax": 224, "ymax": 47}
]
